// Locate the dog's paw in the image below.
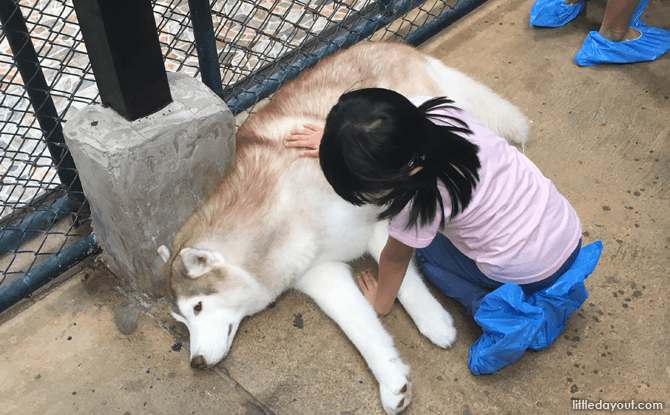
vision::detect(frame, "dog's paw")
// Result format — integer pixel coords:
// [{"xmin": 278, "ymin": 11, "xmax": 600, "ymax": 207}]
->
[
  {"xmin": 415, "ymin": 307, "xmax": 457, "ymax": 349},
  {"xmin": 378, "ymin": 358, "xmax": 411, "ymax": 414},
  {"xmin": 380, "ymin": 380, "xmax": 412, "ymax": 414}
]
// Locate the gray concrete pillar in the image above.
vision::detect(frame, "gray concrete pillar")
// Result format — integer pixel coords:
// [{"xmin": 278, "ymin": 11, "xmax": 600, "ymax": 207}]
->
[{"xmin": 63, "ymin": 72, "xmax": 235, "ymax": 299}]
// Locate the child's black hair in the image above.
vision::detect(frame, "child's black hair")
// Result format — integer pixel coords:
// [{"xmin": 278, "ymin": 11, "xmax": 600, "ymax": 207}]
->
[{"xmin": 319, "ymin": 87, "xmax": 481, "ymax": 230}]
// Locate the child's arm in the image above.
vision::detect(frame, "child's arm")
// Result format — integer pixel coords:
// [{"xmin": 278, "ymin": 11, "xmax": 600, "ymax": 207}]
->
[
  {"xmin": 284, "ymin": 124, "xmax": 323, "ymax": 157},
  {"xmin": 357, "ymin": 235, "xmax": 414, "ymax": 316}
]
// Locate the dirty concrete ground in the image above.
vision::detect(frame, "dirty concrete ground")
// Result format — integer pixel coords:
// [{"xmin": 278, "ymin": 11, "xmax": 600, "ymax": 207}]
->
[{"xmin": 1, "ymin": 0, "xmax": 669, "ymax": 413}]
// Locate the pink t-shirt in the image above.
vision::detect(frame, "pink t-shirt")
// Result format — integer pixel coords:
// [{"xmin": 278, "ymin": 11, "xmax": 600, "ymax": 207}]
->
[{"xmin": 389, "ymin": 97, "xmax": 581, "ymax": 284}]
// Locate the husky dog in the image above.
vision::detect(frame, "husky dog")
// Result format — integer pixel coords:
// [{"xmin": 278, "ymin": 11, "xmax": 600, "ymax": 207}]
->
[{"xmin": 159, "ymin": 41, "xmax": 529, "ymax": 414}]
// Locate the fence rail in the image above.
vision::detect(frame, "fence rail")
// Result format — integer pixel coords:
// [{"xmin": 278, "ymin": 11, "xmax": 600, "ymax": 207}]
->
[{"xmin": 0, "ymin": 0, "xmax": 485, "ymax": 312}]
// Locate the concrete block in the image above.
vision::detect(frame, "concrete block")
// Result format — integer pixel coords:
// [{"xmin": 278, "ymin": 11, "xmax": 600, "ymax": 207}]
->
[{"xmin": 63, "ymin": 72, "xmax": 235, "ymax": 298}]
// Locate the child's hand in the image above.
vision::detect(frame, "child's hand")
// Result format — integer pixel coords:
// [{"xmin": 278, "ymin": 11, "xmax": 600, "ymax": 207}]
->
[
  {"xmin": 284, "ymin": 124, "xmax": 322, "ymax": 157},
  {"xmin": 357, "ymin": 271, "xmax": 395, "ymax": 317}
]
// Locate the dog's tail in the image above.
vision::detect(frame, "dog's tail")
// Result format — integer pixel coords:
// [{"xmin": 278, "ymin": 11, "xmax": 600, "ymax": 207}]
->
[{"xmin": 423, "ymin": 56, "xmax": 529, "ymax": 151}]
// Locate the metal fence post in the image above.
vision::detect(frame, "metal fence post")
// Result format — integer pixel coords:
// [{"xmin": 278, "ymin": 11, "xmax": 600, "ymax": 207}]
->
[
  {"xmin": 377, "ymin": 0, "xmax": 396, "ymax": 17},
  {"xmin": 188, "ymin": 0, "xmax": 224, "ymax": 99},
  {"xmin": 71, "ymin": 0, "xmax": 172, "ymax": 121}
]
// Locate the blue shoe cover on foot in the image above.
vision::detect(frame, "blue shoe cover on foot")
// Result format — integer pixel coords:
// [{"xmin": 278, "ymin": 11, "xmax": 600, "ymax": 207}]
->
[
  {"xmin": 530, "ymin": 0, "xmax": 584, "ymax": 28},
  {"xmin": 574, "ymin": 26, "xmax": 670, "ymax": 66},
  {"xmin": 467, "ymin": 241, "xmax": 603, "ymax": 375},
  {"xmin": 629, "ymin": 0, "xmax": 648, "ymax": 28}
]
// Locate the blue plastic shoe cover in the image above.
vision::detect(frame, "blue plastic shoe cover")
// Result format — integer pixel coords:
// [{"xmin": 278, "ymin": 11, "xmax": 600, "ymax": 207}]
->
[
  {"xmin": 529, "ymin": 0, "xmax": 584, "ymax": 28},
  {"xmin": 574, "ymin": 26, "xmax": 670, "ymax": 66},
  {"xmin": 467, "ymin": 241, "xmax": 603, "ymax": 375},
  {"xmin": 629, "ymin": 0, "xmax": 648, "ymax": 28}
]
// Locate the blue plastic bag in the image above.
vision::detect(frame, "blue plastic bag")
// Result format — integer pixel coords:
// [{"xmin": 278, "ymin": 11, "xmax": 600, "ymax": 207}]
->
[
  {"xmin": 468, "ymin": 240, "xmax": 603, "ymax": 375},
  {"xmin": 629, "ymin": 0, "xmax": 648, "ymax": 28},
  {"xmin": 529, "ymin": 0, "xmax": 584, "ymax": 28},
  {"xmin": 574, "ymin": 26, "xmax": 670, "ymax": 66},
  {"xmin": 573, "ymin": 0, "xmax": 670, "ymax": 66}
]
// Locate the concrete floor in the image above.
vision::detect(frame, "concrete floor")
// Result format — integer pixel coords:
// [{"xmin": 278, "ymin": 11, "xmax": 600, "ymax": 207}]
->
[{"xmin": 1, "ymin": 0, "xmax": 668, "ymax": 413}]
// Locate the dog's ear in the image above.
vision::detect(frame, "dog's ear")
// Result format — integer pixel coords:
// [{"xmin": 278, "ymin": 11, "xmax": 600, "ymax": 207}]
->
[
  {"xmin": 157, "ymin": 245, "xmax": 171, "ymax": 263},
  {"xmin": 179, "ymin": 247, "xmax": 225, "ymax": 278}
]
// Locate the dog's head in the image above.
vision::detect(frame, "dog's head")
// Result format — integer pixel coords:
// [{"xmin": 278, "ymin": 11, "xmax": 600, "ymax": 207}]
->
[{"xmin": 158, "ymin": 244, "xmax": 273, "ymax": 369}]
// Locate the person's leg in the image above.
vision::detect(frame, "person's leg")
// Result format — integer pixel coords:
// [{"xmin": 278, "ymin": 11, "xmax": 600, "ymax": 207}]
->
[
  {"xmin": 599, "ymin": 0, "xmax": 641, "ymax": 41},
  {"xmin": 574, "ymin": 0, "xmax": 670, "ymax": 66},
  {"xmin": 416, "ymin": 233, "xmax": 501, "ymax": 316},
  {"xmin": 469, "ymin": 241, "xmax": 603, "ymax": 375}
]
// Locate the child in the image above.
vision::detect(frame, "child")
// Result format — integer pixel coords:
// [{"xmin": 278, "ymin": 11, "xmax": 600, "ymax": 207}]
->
[{"xmin": 285, "ymin": 87, "xmax": 582, "ymax": 320}]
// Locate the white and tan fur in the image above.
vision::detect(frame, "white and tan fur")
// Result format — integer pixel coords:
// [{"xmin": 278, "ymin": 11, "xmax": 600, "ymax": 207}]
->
[{"xmin": 159, "ymin": 41, "xmax": 529, "ymax": 414}]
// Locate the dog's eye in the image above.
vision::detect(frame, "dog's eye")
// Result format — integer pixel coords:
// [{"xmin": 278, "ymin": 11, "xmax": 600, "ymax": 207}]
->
[{"xmin": 193, "ymin": 302, "xmax": 202, "ymax": 315}]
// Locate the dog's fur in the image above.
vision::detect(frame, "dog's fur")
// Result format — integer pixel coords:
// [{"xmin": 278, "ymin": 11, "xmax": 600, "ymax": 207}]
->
[{"xmin": 159, "ymin": 41, "xmax": 529, "ymax": 414}]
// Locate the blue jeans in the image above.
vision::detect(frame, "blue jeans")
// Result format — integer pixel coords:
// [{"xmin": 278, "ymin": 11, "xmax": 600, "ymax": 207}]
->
[{"xmin": 415, "ymin": 234, "xmax": 582, "ymax": 316}]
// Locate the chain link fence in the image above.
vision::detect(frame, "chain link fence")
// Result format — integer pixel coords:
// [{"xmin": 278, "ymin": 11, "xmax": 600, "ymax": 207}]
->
[{"xmin": 0, "ymin": 0, "xmax": 482, "ymax": 306}]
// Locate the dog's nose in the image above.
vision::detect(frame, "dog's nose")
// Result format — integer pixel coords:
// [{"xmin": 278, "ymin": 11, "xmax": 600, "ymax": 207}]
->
[{"xmin": 191, "ymin": 355, "xmax": 207, "ymax": 369}]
